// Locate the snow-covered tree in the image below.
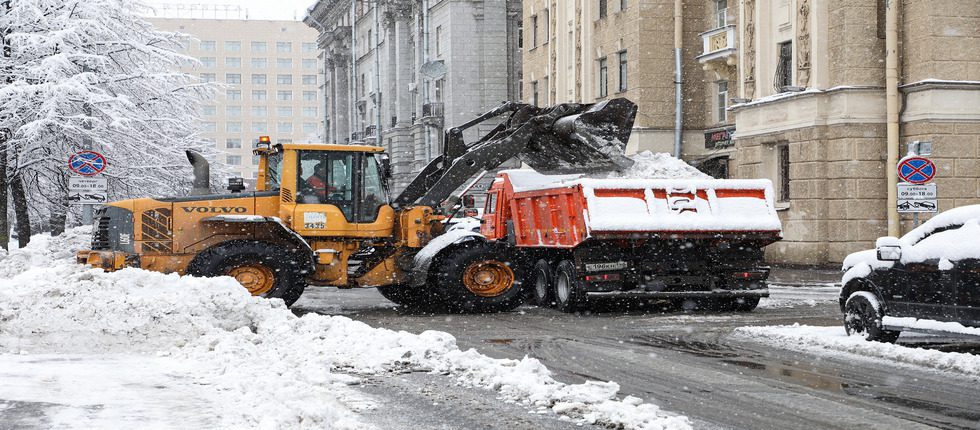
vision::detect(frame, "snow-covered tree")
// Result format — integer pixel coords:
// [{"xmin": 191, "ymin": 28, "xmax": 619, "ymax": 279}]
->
[{"xmin": 0, "ymin": 0, "xmax": 219, "ymax": 247}]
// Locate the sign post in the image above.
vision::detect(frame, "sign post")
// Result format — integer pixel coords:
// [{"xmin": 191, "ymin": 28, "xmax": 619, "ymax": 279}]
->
[
  {"xmin": 897, "ymin": 154, "xmax": 937, "ymax": 227},
  {"xmin": 68, "ymin": 151, "xmax": 108, "ymax": 224}
]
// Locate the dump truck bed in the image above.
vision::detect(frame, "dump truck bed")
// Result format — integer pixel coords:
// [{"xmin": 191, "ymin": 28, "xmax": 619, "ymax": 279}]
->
[{"xmin": 492, "ymin": 170, "xmax": 783, "ymax": 248}]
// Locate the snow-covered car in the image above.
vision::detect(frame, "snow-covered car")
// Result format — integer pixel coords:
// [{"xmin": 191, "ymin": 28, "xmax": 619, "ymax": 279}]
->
[{"xmin": 840, "ymin": 205, "xmax": 980, "ymax": 342}]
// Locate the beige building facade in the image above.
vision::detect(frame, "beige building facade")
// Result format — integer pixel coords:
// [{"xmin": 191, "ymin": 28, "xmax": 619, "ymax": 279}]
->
[
  {"xmin": 148, "ymin": 18, "xmax": 323, "ymax": 180},
  {"xmin": 524, "ymin": 0, "xmax": 980, "ymax": 265}
]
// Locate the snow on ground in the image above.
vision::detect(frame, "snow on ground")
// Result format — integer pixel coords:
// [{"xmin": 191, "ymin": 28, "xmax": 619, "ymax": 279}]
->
[
  {"xmin": 734, "ymin": 325, "xmax": 980, "ymax": 379},
  {"xmin": 0, "ymin": 227, "xmax": 690, "ymax": 430},
  {"xmin": 757, "ymin": 285, "xmax": 839, "ymax": 309}
]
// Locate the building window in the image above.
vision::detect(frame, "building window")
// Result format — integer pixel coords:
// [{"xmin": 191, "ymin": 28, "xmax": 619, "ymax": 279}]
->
[
  {"xmin": 251, "ymin": 106, "xmax": 267, "ymax": 116},
  {"xmin": 252, "ymin": 122, "xmax": 268, "ymax": 133},
  {"xmin": 303, "ymin": 123, "xmax": 317, "ymax": 134},
  {"xmin": 226, "ymin": 121, "xmax": 242, "ymax": 132},
  {"xmin": 277, "ymin": 74, "xmax": 293, "ymax": 85},
  {"xmin": 199, "ymin": 40, "xmax": 216, "ymax": 51},
  {"xmin": 715, "ymin": 0, "xmax": 728, "ymax": 28},
  {"xmin": 251, "ymin": 58, "xmax": 267, "ymax": 68},
  {"xmin": 620, "ymin": 0, "xmax": 628, "ymax": 11},
  {"xmin": 252, "ymin": 74, "xmax": 267, "ymax": 85},
  {"xmin": 277, "ymin": 90, "xmax": 292, "ymax": 101},
  {"xmin": 278, "ymin": 121, "xmax": 293, "ymax": 133},
  {"xmin": 200, "ymin": 57, "xmax": 216, "ymax": 67},
  {"xmin": 200, "ymin": 73, "xmax": 216, "ymax": 83},
  {"xmin": 226, "ymin": 155, "xmax": 241, "ymax": 165},
  {"xmin": 434, "ymin": 78, "xmax": 444, "ymax": 102},
  {"xmin": 202, "ymin": 121, "xmax": 216, "ymax": 132},
  {"xmin": 530, "ymin": 15, "xmax": 538, "ymax": 48},
  {"xmin": 226, "ymin": 90, "xmax": 241, "ymax": 100},
  {"xmin": 530, "ymin": 81, "xmax": 539, "ymax": 106},
  {"xmin": 225, "ymin": 57, "xmax": 241, "ymax": 68},
  {"xmin": 302, "ymin": 75, "xmax": 317, "ymax": 85},
  {"xmin": 618, "ymin": 51, "xmax": 628, "ymax": 92},
  {"xmin": 277, "ymin": 58, "xmax": 292, "ymax": 69},
  {"xmin": 302, "ymin": 42, "xmax": 317, "ymax": 53},
  {"xmin": 302, "ymin": 107, "xmax": 317, "ymax": 117},
  {"xmin": 202, "ymin": 105, "xmax": 216, "ymax": 116},
  {"xmin": 225, "ymin": 73, "xmax": 241, "ymax": 84},
  {"xmin": 226, "ymin": 106, "xmax": 241, "ymax": 117},
  {"xmin": 598, "ymin": 57, "xmax": 608, "ymax": 98},
  {"xmin": 775, "ymin": 41, "xmax": 793, "ymax": 92},
  {"xmin": 435, "ymin": 26, "xmax": 442, "ymax": 56},
  {"xmin": 276, "ymin": 42, "xmax": 292, "ymax": 53},
  {"xmin": 226, "ymin": 138, "xmax": 242, "ymax": 149},
  {"xmin": 303, "ymin": 91, "xmax": 317, "ymax": 102},
  {"xmin": 302, "ymin": 59, "xmax": 317, "ymax": 69},
  {"xmin": 716, "ymin": 81, "xmax": 729, "ymax": 122},
  {"xmin": 251, "ymin": 41, "xmax": 267, "ymax": 53},
  {"xmin": 224, "ymin": 41, "xmax": 241, "ymax": 52},
  {"xmin": 778, "ymin": 144, "xmax": 790, "ymax": 202},
  {"xmin": 599, "ymin": 0, "xmax": 607, "ymax": 18},
  {"xmin": 252, "ymin": 90, "xmax": 267, "ymax": 101},
  {"xmin": 277, "ymin": 106, "xmax": 292, "ymax": 117}
]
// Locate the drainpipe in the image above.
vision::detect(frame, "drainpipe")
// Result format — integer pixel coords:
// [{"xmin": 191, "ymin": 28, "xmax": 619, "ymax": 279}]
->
[
  {"xmin": 885, "ymin": 0, "xmax": 899, "ymax": 236},
  {"xmin": 374, "ymin": 0, "xmax": 383, "ymax": 141},
  {"xmin": 422, "ymin": 0, "xmax": 431, "ymax": 161},
  {"xmin": 350, "ymin": 0, "xmax": 357, "ymax": 142},
  {"xmin": 673, "ymin": 0, "xmax": 683, "ymax": 159}
]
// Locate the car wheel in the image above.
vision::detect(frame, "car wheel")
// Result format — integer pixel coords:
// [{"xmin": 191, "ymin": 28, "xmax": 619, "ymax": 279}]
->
[{"xmin": 843, "ymin": 291, "xmax": 901, "ymax": 343}]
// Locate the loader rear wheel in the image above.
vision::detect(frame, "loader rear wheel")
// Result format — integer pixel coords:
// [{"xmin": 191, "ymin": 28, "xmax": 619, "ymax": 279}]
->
[
  {"xmin": 189, "ymin": 241, "xmax": 307, "ymax": 307},
  {"xmin": 433, "ymin": 243, "xmax": 526, "ymax": 313}
]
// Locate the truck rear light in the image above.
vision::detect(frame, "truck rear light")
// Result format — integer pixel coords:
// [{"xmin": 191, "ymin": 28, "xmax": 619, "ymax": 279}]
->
[
  {"xmin": 585, "ymin": 273, "xmax": 621, "ymax": 282},
  {"xmin": 731, "ymin": 271, "xmax": 766, "ymax": 280}
]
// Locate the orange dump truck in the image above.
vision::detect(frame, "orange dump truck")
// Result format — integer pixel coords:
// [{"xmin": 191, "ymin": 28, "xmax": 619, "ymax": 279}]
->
[{"xmin": 479, "ymin": 170, "xmax": 783, "ymax": 312}]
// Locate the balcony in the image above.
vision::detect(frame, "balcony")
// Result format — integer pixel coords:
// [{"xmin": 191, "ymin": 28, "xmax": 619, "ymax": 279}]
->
[
  {"xmin": 350, "ymin": 131, "xmax": 365, "ymax": 142},
  {"xmin": 420, "ymin": 102, "xmax": 444, "ymax": 126},
  {"xmin": 697, "ymin": 25, "xmax": 737, "ymax": 67}
]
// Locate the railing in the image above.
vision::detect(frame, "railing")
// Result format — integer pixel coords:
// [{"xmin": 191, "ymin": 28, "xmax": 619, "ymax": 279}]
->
[
  {"xmin": 422, "ymin": 102, "xmax": 444, "ymax": 118},
  {"xmin": 697, "ymin": 25, "xmax": 737, "ymax": 63}
]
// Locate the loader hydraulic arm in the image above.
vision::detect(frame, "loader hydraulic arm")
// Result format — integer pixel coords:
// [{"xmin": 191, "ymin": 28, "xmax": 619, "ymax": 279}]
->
[{"xmin": 393, "ymin": 98, "xmax": 638, "ymax": 208}]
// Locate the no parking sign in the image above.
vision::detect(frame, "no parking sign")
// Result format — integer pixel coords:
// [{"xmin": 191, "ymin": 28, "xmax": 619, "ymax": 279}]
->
[
  {"xmin": 897, "ymin": 157, "xmax": 935, "ymax": 185},
  {"xmin": 68, "ymin": 151, "xmax": 107, "ymax": 176}
]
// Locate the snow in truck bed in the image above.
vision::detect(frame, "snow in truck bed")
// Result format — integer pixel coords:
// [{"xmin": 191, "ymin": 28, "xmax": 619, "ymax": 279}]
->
[
  {"xmin": 0, "ymin": 227, "xmax": 690, "ymax": 430},
  {"xmin": 502, "ymin": 152, "xmax": 782, "ymax": 233}
]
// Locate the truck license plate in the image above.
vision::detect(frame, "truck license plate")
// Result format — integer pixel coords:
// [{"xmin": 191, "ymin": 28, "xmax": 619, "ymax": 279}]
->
[{"xmin": 585, "ymin": 261, "xmax": 628, "ymax": 272}]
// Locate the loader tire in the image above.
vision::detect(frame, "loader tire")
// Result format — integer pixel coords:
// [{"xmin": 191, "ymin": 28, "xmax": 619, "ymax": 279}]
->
[
  {"xmin": 375, "ymin": 284, "xmax": 438, "ymax": 309},
  {"xmin": 432, "ymin": 242, "xmax": 526, "ymax": 313},
  {"xmin": 188, "ymin": 241, "xmax": 307, "ymax": 307},
  {"xmin": 554, "ymin": 260, "xmax": 585, "ymax": 313}
]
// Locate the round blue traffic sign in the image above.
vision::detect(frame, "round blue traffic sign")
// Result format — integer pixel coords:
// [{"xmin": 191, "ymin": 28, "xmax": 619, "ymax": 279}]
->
[
  {"xmin": 68, "ymin": 151, "xmax": 107, "ymax": 176},
  {"xmin": 897, "ymin": 157, "xmax": 935, "ymax": 184}
]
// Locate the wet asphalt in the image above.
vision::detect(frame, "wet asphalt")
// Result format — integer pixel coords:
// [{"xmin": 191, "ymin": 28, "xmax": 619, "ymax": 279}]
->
[{"xmin": 293, "ymin": 285, "xmax": 980, "ymax": 430}]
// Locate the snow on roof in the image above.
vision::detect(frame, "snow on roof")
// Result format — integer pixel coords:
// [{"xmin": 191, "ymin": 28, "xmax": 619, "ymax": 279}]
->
[{"xmin": 0, "ymin": 227, "xmax": 692, "ymax": 430}]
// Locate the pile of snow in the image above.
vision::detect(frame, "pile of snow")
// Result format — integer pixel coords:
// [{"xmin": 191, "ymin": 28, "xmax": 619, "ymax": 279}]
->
[
  {"xmin": 597, "ymin": 151, "xmax": 711, "ymax": 180},
  {"xmin": 842, "ymin": 204, "xmax": 980, "ymax": 285},
  {"xmin": 735, "ymin": 325, "xmax": 980, "ymax": 378},
  {"xmin": 0, "ymin": 227, "xmax": 690, "ymax": 430},
  {"xmin": 882, "ymin": 317, "xmax": 980, "ymax": 337}
]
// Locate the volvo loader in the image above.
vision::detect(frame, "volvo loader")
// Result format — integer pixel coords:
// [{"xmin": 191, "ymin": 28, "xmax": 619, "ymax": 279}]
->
[{"xmin": 76, "ymin": 99, "xmax": 637, "ymax": 312}]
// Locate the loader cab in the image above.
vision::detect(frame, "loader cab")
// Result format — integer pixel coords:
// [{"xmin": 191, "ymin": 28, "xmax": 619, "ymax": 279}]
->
[{"xmin": 254, "ymin": 137, "xmax": 395, "ymax": 238}]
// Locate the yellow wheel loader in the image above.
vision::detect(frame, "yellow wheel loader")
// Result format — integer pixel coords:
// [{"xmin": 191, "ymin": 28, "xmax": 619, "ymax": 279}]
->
[{"xmin": 76, "ymin": 99, "xmax": 637, "ymax": 312}]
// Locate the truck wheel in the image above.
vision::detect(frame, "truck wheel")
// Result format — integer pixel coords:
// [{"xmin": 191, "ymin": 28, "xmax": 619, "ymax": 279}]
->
[
  {"xmin": 843, "ymin": 291, "xmax": 900, "ymax": 343},
  {"xmin": 554, "ymin": 260, "xmax": 585, "ymax": 313},
  {"xmin": 433, "ymin": 243, "xmax": 525, "ymax": 313},
  {"xmin": 528, "ymin": 259, "xmax": 554, "ymax": 307},
  {"xmin": 189, "ymin": 241, "xmax": 307, "ymax": 307}
]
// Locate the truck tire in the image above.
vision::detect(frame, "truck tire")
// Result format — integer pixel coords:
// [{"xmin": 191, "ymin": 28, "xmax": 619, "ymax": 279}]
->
[
  {"xmin": 188, "ymin": 241, "xmax": 307, "ymax": 307},
  {"xmin": 554, "ymin": 260, "xmax": 585, "ymax": 313},
  {"xmin": 730, "ymin": 296, "xmax": 761, "ymax": 312},
  {"xmin": 528, "ymin": 259, "xmax": 554, "ymax": 307},
  {"xmin": 432, "ymin": 242, "xmax": 526, "ymax": 313}
]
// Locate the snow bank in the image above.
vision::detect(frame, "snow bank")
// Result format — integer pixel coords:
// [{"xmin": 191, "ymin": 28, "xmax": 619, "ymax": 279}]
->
[
  {"xmin": 882, "ymin": 317, "xmax": 980, "ymax": 337},
  {"xmin": 735, "ymin": 325, "xmax": 980, "ymax": 378},
  {"xmin": 0, "ymin": 227, "xmax": 690, "ymax": 430}
]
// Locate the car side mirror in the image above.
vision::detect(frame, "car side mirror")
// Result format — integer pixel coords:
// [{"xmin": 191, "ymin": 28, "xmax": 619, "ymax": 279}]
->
[{"xmin": 877, "ymin": 245, "xmax": 902, "ymax": 262}]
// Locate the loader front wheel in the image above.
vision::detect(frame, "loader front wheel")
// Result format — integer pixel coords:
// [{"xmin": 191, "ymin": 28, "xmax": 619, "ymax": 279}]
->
[
  {"xmin": 188, "ymin": 241, "xmax": 307, "ymax": 307},
  {"xmin": 433, "ymin": 243, "xmax": 526, "ymax": 313}
]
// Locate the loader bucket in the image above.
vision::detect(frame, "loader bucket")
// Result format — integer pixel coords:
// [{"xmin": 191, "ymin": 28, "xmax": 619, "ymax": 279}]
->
[{"xmin": 519, "ymin": 98, "xmax": 638, "ymax": 174}]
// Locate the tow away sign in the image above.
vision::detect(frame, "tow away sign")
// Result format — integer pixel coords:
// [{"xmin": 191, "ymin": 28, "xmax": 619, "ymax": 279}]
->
[
  {"xmin": 68, "ymin": 176, "xmax": 108, "ymax": 205},
  {"xmin": 897, "ymin": 183, "xmax": 937, "ymax": 213}
]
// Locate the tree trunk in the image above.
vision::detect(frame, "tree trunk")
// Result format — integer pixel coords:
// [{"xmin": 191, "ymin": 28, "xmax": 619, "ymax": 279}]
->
[
  {"xmin": 0, "ymin": 143, "xmax": 7, "ymax": 251},
  {"xmin": 10, "ymin": 172, "xmax": 30, "ymax": 248}
]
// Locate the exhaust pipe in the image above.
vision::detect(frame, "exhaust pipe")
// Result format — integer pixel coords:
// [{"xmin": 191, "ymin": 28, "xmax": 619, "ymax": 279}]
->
[{"xmin": 186, "ymin": 150, "xmax": 211, "ymax": 196}]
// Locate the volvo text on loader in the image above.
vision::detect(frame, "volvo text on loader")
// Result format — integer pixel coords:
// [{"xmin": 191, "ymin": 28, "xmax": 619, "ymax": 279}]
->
[{"xmin": 76, "ymin": 99, "xmax": 638, "ymax": 312}]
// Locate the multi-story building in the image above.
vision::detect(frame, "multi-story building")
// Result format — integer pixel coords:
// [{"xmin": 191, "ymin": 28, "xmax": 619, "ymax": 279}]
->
[
  {"xmin": 304, "ymin": 0, "xmax": 523, "ymax": 193},
  {"xmin": 525, "ymin": 0, "xmax": 980, "ymax": 265},
  {"xmin": 148, "ymin": 17, "xmax": 323, "ymax": 180}
]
